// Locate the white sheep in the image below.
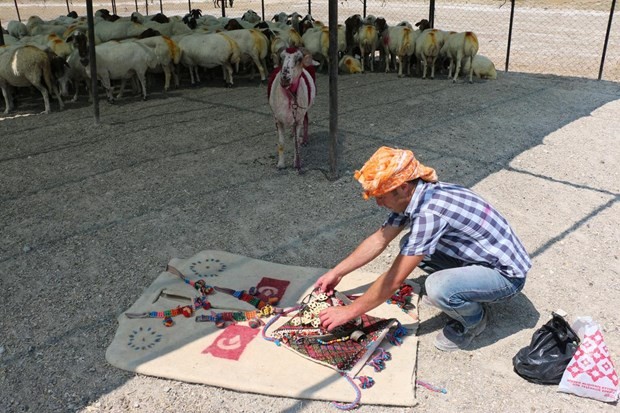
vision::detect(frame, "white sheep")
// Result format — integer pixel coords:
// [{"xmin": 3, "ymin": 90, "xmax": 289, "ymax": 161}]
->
[
  {"xmin": 383, "ymin": 25, "xmax": 418, "ymax": 77},
  {"xmin": 338, "ymin": 55, "xmax": 363, "ymax": 74},
  {"xmin": 415, "ymin": 28, "xmax": 448, "ymax": 79},
  {"xmin": 242, "ymin": 10, "xmax": 261, "ymax": 24},
  {"xmin": 461, "ymin": 54, "xmax": 497, "ymax": 80},
  {"xmin": 301, "ymin": 24, "xmax": 346, "ymax": 72},
  {"xmin": 220, "ymin": 28, "xmax": 269, "ymax": 82},
  {"xmin": 7, "ymin": 21, "xmax": 28, "ymax": 38},
  {"xmin": 357, "ymin": 23, "xmax": 379, "ymax": 72},
  {"xmin": 0, "ymin": 45, "xmax": 64, "ymax": 114},
  {"xmin": 176, "ymin": 32, "xmax": 241, "ymax": 87},
  {"xmin": 440, "ymin": 31, "xmax": 479, "ymax": 83}
]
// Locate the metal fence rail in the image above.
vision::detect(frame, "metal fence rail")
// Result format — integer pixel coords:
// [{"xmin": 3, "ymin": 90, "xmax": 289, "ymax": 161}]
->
[{"xmin": 1, "ymin": 0, "xmax": 618, "ymax": 80}]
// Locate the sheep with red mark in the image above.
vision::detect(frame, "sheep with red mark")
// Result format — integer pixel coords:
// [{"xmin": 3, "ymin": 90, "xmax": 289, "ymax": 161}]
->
[
  {"xmin": 439, "ymin": 31, "xmax": 479, "ymax": 83},
  {"xmin": 0, "ymin": 45, "xmax": 64, "ymax": 114},
  {"xmin": 415, "ymin": 28, "xmax": 448, "ymax": 79},
  {"xmin": 175, "ymin": 32, "xmax": 241, "ymax": 87},
  {"xmin": 221, "ymin": 24, "xmax": 269, "ymax": 82},
  {"xmin": 267, "ymin": 47, "xmax": 317, "ymax": 170}
]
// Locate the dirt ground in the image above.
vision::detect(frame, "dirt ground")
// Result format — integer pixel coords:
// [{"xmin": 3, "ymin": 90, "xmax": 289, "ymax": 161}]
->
[{"xmin": 0, "ymin": 66, "xmax": 619, "ymax": 413}]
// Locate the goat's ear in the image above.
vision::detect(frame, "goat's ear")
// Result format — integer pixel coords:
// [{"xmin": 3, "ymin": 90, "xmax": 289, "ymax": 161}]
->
[{"xmin": 301, "ymin": 52, "xmax": 315, "ymax": 67}]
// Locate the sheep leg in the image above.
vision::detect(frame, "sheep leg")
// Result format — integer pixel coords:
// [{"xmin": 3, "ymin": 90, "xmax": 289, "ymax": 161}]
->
[
  {"xmin": 369, "ymin": 49, "xmax": 375, "ymax": 72},
  {"xmin": 223, "ymin": 62, "xmax": 234, "ymax": 87},
  {"xmin": 136, "ymin": 72, "xmax": 148, "ymax": 100},
  {"xmin": 421, "ymin": 58, "xmax": 428, "ymax": 79},
  {"xmin": 397, "ymin": 54, "xmax": 404, "ymax": 78},
  {"xmin": 0, "ymin": 85, "xmax": 13, "ymax": 114},
  {"xmin": 447, "ymin": 58, "xmax": 454, "ymax": 79},
  {"xmin": 251, "ymin": 54, "xmax": 267, "ymax": 82},
  {"xmin": 467, "ymin": 56, "xmax": 474, "ymax": 84},
  {"xmin": 276, "ymin": 121, "xmax": 286, "ymax": 169},
  {"xmin": 430, "ymin": 57, "xmax": 436, "ymax": 79},
  {"xmin": 99, "ymin": 74, "xmax": 115, "ymax": 103},
  {"xmin": 453, "ymin": 56, "xmax": 462, "ymax": 83},
  {"xmin": 163, "ymin": 64, "xmax": 172, "ymax": 92}
]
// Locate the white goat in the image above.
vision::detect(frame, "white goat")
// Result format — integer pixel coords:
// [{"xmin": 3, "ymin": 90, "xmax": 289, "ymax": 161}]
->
[
  {"xmin": 415, "ymin": 28, "xmax": 448, "ymax": 79},
  {"xmin": 357, "ymin": 23, "xmax": 379, "ymax": 72},
  {"xmin": 440, "ymin": 31, "xmax": 479, "ymax": 83},
  {"xmin": 176, "ymin": 32, "xmax": 241, "ymax": 87},
  {"xmin": 0, "ymin": 45, "xmax": 64, "ymax": 114},
  {"xmin": 383, "ymin": 25, "xmax": 418, "ymax": 77},
  {"xmin": 462, "ymin": 54, "xmax": 497, "ymax": 80},
  {"xmin": 267, "ymin": 47, "xmax": 317, "ymax": 170}
]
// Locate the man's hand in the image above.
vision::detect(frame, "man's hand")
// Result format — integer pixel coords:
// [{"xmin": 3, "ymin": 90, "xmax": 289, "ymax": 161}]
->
[
  {"xmin": 318, "ymin": 305, "xmax": 356, "ymax": 331},
  {"xmin": 314, "ymin": 270, "xmax": 342, "ymax": 295}
]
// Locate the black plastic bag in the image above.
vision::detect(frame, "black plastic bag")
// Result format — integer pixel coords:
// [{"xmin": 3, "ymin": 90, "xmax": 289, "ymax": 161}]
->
[{"xmin": 512, "ymin": 312, "xmax": 580, "ymax": 385}]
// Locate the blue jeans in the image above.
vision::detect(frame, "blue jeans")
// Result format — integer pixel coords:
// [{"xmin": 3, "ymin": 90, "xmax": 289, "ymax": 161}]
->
[{"xmin": 421, "ymin": 251, "xmax": 525, "ymax": 329}]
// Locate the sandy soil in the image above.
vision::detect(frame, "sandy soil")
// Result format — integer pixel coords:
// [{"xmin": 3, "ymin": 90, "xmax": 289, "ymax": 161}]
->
[{"xmin": 0, "ymin": 59, "xmax": 619, "ymax": 413}]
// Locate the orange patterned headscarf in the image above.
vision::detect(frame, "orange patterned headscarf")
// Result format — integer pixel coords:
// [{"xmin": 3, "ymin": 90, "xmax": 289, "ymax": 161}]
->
[{"xmin": 354, "ymin": 146, "xmax": 438, "ymax": 199}]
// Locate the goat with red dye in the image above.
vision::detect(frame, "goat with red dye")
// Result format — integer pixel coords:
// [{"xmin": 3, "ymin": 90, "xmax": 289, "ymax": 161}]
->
[{"xmin": 267, "ymin": 47, "xmax": 317, "ymax": 171}]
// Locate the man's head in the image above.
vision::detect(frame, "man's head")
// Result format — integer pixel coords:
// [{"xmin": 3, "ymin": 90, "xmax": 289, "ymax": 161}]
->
[{"xmin": 354, "ymin": 146, "xmax": 437, "ymax": 206}]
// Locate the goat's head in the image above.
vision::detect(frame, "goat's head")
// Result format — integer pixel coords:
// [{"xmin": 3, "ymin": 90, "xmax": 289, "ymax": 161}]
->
[
  {"xmin": 224, "ymin": 18, "xmax": 243, "ymax": 31},
  {"xmin": 374, "ymin": 17, "xmax": 388, "ymax": 34},
  {"xmin": 66, "ymin": 29, "xmax": 89, "ymax": 66},
  {"xmin": 278, "ymin": 47, "xmax": 313, "ymax": 88}
]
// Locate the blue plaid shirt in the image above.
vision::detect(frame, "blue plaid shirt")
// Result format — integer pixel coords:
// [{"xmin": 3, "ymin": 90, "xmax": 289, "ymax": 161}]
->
[{"xmin": 384, "ymin": 181, "xmax": 532, "ymax": 278}]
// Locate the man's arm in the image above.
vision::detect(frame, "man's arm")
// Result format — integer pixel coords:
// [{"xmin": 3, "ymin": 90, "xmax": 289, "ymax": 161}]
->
[
  {"xmin": 319, "ymin": 253, "xmax": 423, "ymax": 330},
  {"xmin": 315, "ymin": 224, "xmax": 405, "ymax": 294}
]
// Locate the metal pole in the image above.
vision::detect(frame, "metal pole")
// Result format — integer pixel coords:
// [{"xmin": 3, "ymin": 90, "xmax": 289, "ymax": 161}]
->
[
  {"xmin": 66, "ymin": 0, "xmax": 70, "ymax": 14},
  {"xmin": 308, "ymin": 0, "xmax": 312, "ymax": 18},
  {"xmin": 112, "ymin": 0, "xmax": 117, "ymax": 15},
  {"xmin": 188, "ymin": 0, "xmax": 191, "ymax": 13},
  {"xmin": 86, "ymin": 0, "xmax": 100, "ymax": 123},
  {"xmin": 598, "ymin": 0, "xmax": 616, "ymax": 80},
  {"xmin": 145, "ymin": 0, "xmax": 149, "ymax": 16},
  {"xmin": 505, "ymin": 0, "xmax": 515, "ymax": 72},
  {"xmin": 159, "ymin": 0, "xmax": 163, "ymax": 14},
  {"xmin": 328, "ymin": 0, "xmax": 339, "ymax": 179},
  {"xmin": 261, "ymin": 0, "xmax": 265, "ymax": 22},
  {"xmin": 13, "ymin": 0, "xmax": 21, "ymax": 22},
  {"xmin": 0, "ymin": 20, "xmax": 5, "ymax": 46},
  {"xmin": 221, "ymin": 0, "xmax": 225, "ymax": 18},
  {"xmin": 363, "ymin": 0, "xmax": 366, "ymax": 20},
  {"xmin": 428, "ymin": 0, "xmax": 435, "ymax": 28}
]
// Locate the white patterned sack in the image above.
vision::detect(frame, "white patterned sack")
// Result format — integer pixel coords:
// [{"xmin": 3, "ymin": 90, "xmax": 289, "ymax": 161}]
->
[{"xmin": 558, "ymin": 317, "xmax": 619, "ymax": 402}]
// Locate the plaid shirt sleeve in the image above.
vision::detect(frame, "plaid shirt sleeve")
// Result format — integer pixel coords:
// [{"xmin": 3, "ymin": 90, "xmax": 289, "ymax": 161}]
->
[
  {"xmin": 400, "ymin": 212, "xmax": 449, "ymax": 256},
  {"xmin": 383, "ymin": 212, "xmax": 410, "ymax": 228}
]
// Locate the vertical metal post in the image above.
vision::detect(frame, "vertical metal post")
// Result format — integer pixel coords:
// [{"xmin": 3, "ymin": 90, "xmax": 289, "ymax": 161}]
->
[
  {"xmin": 221, "ymin": 0, "xmax": 225, "ymax": 18},
  {"xmin": 428, "ymin": 0, "xmax": 435, "ymax": 28},
  {"xmin": 363, "ymin": 0, "xmax": 366, "ymax": 19},
  {"xmin": 261, "ymin": 0, "xmax": 265, "ymax": 22},
  {"xmin": 86, "ymin": 0, "xmax": 100, "ymax": 124},
  {"xmin": 145, "ymin": 0, "xmax": 149, "ymax": 16},
  {"xmin": 328, "ymin": 0, "xmax": 339, "ymax": 179},
  {"xmin": 308, "ymin": 0, "xmax": 312, "ymax": 18},
  {"xmin": 13, "ymin": 0, "xmax": 21, "ymax": 22},
  {"xmin": 66, "ymin": 0, "xmax": 71, "ymax": 14},
  {"xmin": 599, "ymin": 0, "xmax": 616, "ymax": 80},
  {"xmin": 188, "ymin": 0, "xmax": 191, "ymax": 13},
  {"xmin": 135, "ymin": 0, "xmax": 139, "ymax": 13},
  {"xmin": 111, "ymin": 0, "xmax": 116, "ymax": 15},
  {"xmin": 0, "ymin": 20, "xmax": 5, "ymax": 46},
  {"xmin": 505, "ymin": 0, "xmax": 515, "ymax": 72},
  {"xmin": 159, "ymin": 0, "xmax": 163, "ymax": 14}
]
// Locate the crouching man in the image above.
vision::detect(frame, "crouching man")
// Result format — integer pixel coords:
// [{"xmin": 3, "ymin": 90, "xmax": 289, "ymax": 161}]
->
[{"xmin": 316, "ymin": 146, "xmax": 531, "ymax": 351}]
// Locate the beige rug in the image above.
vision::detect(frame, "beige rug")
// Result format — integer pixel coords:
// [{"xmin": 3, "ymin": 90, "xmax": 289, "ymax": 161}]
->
[{"xmin": 106, "ymin": 250, "xmax": 419, "ymax": 407}]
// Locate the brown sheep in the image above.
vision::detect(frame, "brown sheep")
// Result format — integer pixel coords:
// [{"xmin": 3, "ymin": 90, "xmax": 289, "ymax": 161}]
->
[{"xmin": 0, "ymin": 45, "xmax": 64, "ymax": 114}]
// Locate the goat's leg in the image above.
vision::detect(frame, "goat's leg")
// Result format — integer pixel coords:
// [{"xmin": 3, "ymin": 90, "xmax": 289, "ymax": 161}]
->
[
  {"xmin": 447, "ymin": 58, "xmax": 454, "ymax": 79},
  {"xmin": 163, "ymin": 64, "xmax": 171, "ymax": 92},
  {"xmin": 223, "ymin": 63, "xmax": 234, "ymax": 87},
  {"xmin": 397, "ymin": 54, "xmax": 404, "ymax": 78},
  {"xmin": 293, "ymin": 122, "xmax": 303, "ymax": 171},
  {"xmin": 421, "ymin": 57, "xmax": 428, "ymax": 79},
  {"xmin": 430, "ymin": 57, "xmax": 436, "ymax": 79},
  {"xmin": 369, "ymin": 48, "xmax": 375, "ymax": 72},
  {"xmin": 100, "ymin": 74, "xmax": 115, "ymax": 103},
  {"xmin": 31, "ymin": 83, "xmax": 51, "ymax": 114},
  {"xmin": 276, "ymin": 121, "xmax": 287, "ymax": 169},
  {"xmin": 117, "ymin": 78, "xmax": 127, "ymax": 99},
  {"xmin": 302, "ymin": 113, "xmax": 309, "ymax": 146}
]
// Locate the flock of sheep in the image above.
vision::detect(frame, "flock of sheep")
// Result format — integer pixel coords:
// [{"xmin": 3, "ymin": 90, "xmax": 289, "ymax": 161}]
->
[{"xmin": 0, "ymin": 8, "xmax": 498, "ymax": 115}]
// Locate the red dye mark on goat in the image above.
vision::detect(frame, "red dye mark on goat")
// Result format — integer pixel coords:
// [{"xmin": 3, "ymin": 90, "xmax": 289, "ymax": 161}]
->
[{"xmin": 202, "ymin": 324, "xmax": 259, "ymax": 360}]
